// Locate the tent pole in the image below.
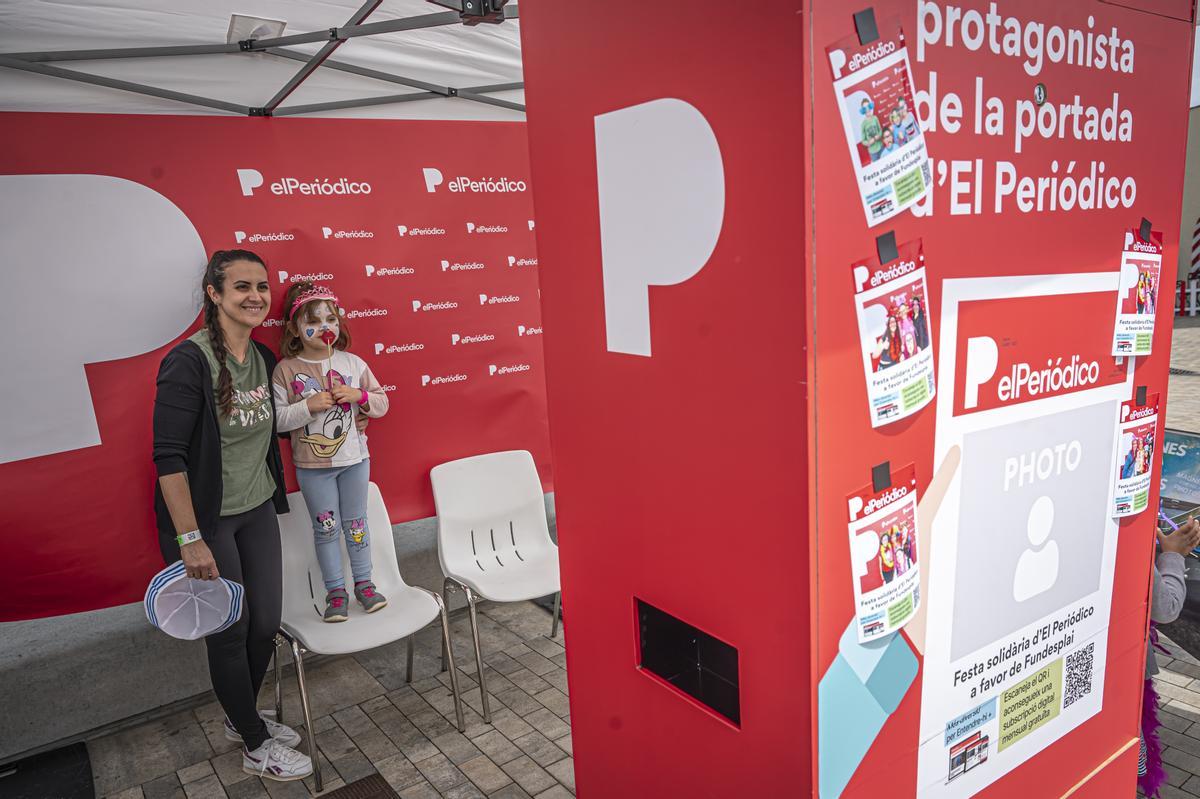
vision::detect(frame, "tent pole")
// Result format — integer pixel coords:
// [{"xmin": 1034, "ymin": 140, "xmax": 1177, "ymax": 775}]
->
[
  {"xmin": 261, "ymin": 0, "xmax": 382, "ymax": 115},
  {"xmin": 0, "ymin": 44, "xmax": 240, "ymax": 62},
  {"xmin": 0, "ymin": 8, "xmax": 487, "ymax": 64},
  {"xmin": 454, "ymin": 89, "xmax": 525, "ymax": 112},
  {"xmin": 266, "ymin": 49, "xmax": 455, "ymax": 96},
  {"xmin": 271, "ymin": 82, "xmax": 524, "ymax": 116},
  {"xmin": 272, "ymin": 92, "xmax": 442, "ymax": 116},
  {"xmin": 0, "ymin": 56, "xmax": 250, "ymax": 114}
]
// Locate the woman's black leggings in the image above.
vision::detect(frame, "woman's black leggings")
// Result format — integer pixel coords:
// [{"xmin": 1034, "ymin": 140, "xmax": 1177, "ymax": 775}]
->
[{"xmin": 203, "ymin": 500, "xmax": 282, "ymax": 752}]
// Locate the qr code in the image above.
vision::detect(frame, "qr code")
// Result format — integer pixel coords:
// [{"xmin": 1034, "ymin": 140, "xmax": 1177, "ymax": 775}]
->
[{"xmin": 1064, "ymin": 643, "xmax": 1095, "ymax": 710}]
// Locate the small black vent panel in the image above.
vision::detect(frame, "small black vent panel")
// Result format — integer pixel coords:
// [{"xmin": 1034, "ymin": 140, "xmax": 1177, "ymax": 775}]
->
[{"xmin": 636, "ymin": 598, "xmax": 740, "ymax": 726}]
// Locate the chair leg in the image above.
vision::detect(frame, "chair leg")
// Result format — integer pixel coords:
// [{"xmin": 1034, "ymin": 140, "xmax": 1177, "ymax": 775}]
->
[
  {"xmin": 273, "ymin": 635, "xmax": 284, "ymax": 723},
  {"xmin": 433, "ymin": 592, "xmax": 466, "ymax": 733},
  {"xmin": 290, "ymin": 639, "xmax": 322, "ymax": 793},
  {"xmin": 464, "ymin": 587, "xmax": 492, "ymax": 724},
  {"xmin": 406, "ymin": 635, "xmax": 415, "ymax": 685},
  {"xmin": 441, "ymin": 578, "xmax": 454, "ymax": 673},
  {"xmin": 550, "ymin": 592, "xmax": 562, "ymax": 640}
]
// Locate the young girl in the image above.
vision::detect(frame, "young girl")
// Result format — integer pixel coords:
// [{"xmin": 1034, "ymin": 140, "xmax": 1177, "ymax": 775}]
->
[
  {"xmin": 273, "ymin": 283, "xmax": 390, "ymax": 622},
  {"xmin": 879, "ymin": 533, "xmax": 895, "ymax": 584},
  {"xmin": 1140, "ymin": 519, "xmax": 1200, "ymax": 797}
]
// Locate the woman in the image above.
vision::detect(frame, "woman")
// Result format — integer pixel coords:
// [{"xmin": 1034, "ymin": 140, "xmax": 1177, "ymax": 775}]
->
[
  {"xmin": 153, "ymin": 250, "xmax": 311, "ymax": 781},
  {"xmin": 911, "ymin": 296, "xmax": 929, "ymax": 351},
  {"xmin": 874, "ymin": 314, "xmax": 902, "ymax": 371}
]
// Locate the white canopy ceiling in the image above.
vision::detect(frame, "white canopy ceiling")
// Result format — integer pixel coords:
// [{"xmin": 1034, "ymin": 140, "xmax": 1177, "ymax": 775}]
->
[{"xmin": 0, "ymin": 0, "xmax": 525, "ymax": 120}]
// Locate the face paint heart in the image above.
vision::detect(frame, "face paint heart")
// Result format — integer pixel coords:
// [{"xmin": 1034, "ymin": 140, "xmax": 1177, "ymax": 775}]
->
[{"xmin": 304, "ymin": 328, "xmax": 316, "ymax": 338}]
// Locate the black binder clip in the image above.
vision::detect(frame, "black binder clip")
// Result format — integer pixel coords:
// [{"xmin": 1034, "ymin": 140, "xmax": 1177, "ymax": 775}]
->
[
  {"xmin": 1139, "ymin": 218, "xmax": 1152, "ymax": 243},
  {"xmin": 1136, "ymin": 385, "xmax": 1147, "ymax": 406},
  {"xmin": 872, "ymin": 461, "xmax": 891, "ymax": 492},
  {"xmin": 876, "ymin": 230, "xmax": 898, "ymax": 264},
  {"xmin": 854, "ymin": 8, "xmax": 879, "ymax": 45}
]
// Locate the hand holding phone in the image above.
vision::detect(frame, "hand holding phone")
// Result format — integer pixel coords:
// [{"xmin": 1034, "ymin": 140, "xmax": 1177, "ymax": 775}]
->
[{"xmin": 1158, "ymin": 518, "xmax": 1200, "ymax": 556}]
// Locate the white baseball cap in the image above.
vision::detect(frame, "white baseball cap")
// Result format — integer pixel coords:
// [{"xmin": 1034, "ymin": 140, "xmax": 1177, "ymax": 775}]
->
[{"xmin": 144, "ymin": 561, "xmax": 244, "ymax": 640}]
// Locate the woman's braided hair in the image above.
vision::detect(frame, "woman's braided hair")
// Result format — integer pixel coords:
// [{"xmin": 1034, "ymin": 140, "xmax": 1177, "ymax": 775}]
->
[{"xmin": 201, "ymin": 249, "xmax": 266, "ymax": 418}]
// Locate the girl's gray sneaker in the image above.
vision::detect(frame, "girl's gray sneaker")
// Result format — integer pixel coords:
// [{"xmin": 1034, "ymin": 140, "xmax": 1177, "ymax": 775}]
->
[
  {"xmin": 324, "ymin": 588, "xmax": 349, "ymax": 622},
  {"xmin": 354, "ymin": 581, "xmax": 388, "ymax": 613}
]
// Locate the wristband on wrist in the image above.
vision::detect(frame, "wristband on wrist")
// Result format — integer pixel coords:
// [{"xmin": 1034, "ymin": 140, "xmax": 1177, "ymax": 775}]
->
[
  {"xmin": 177, "ymin": 530, "xmax": 202, "ymax": 546},
  {"xmin": 358, "ymin": 389, "xmax": 369, "ymax": 406}
]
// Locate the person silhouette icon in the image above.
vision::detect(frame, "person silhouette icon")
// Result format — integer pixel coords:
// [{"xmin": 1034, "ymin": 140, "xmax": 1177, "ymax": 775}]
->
[{"xmin": 1013, "ymin": 495, "xmax": 1059, "ymax": 602}]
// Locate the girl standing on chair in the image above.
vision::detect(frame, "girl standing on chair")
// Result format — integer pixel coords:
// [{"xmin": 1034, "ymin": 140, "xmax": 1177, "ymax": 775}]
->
[
  {"xmin": 273, "ymin": 282, "xmax": 390, "ymax": 623},
  {"xmin": 153, "ymin": 250, "xmax": 311, "ymax": 782}
]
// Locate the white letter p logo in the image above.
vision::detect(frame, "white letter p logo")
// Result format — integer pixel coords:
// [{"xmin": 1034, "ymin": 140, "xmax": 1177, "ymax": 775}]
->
[
  {"xmin": 964, "ymin": 336, "xmax": 1000, "ymax": 410},
  {"xmin": 423, "ymin": 168, "xmax": 443, "ymax": 193},
  {"xmin": 236, "ymin": 168, "xmax": 264, "ymax": 196},
  {"xmin": 0, "ymin": 176, "xmax": 204, "ymax": 463},
  {"xmin": 594, "ymin": 99, "xmax": 725, "ymax": 357}
]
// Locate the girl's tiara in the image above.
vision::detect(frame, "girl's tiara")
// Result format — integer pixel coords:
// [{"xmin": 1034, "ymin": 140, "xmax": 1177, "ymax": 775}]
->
[{"xmin": 289, "ymin": 285, "xmax": 342, "ymax": 319}]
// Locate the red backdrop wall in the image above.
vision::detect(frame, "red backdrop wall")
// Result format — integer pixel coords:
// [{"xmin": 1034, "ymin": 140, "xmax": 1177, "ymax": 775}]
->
[{"xmin": 0, "ymin": 113, "xmax": 550, "ymax": 622}]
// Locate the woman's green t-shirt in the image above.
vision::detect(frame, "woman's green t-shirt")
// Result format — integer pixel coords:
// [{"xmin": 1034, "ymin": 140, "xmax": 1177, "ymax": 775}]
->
[{"xmin": 190, "ymin": 331, "xmax": 276, "ymax": 515}]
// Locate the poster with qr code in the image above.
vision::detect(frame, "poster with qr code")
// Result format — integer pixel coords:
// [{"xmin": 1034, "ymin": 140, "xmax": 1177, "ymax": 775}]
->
[
  {"xmin": 826, "ymin": 19, "xmax": 932, "ymax": 226},
  {"xmin": 845, "ymin": 463, "xmax": 921, "ymax": 642},
  {"xmin": 851, "ymin": 238, "xmax": 935, "ymax": 427},
  {"xmin": 1111, "ymin": 394, "xmax": 1159, "ymax": 518},
  {"xmin": 916, "ymin": 273, "xmax": 1127, "ymax": 798},
  {"xmin": 1110, "ymin": 227, "xmax": 1164, "ymax": 356}
]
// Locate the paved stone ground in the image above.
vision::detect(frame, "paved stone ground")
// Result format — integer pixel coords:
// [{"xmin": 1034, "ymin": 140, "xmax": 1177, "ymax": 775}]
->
[
  {"xmin": 90, "ymin": 600, "xmax": 573, "ymax": 799},
  {"xmin": 1165, "ymin": 317, "xmax": 1200, "ymax": 431},
  {"xmin": 1147, "ymin": 642, "xmax": 1200, "ymax": 798}
]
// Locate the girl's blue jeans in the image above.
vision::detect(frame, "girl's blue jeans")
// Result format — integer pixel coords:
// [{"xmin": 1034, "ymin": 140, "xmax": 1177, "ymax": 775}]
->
[{"xmin": 295, "ymin": 459, "xmax": 373, "ymax": 591}]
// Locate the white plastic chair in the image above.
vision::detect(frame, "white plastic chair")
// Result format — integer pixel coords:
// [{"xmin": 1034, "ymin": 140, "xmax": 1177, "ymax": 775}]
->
[
  {"xmin": 430, "ymin": 450, "xmax": 561, "ymax": 723},
  {"xmin": 273, "ymin": 482, "xmax": 463, "ymax": 792}
]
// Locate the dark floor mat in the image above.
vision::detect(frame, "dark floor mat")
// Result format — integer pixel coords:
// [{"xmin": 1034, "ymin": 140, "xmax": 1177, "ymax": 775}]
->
[
  {"xmin": 317, "ymin": 773, "xmax": 400, "ymax": 799},
  {"xmin": 0, "ymin": 742, "xmax": 94, "ymax": 799}
]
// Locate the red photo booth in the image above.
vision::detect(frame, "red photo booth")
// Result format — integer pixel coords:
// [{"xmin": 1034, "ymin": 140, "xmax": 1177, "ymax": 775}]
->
[{"xmin": 520, "ymin": 1, "xmax": 1195, "ymax": 796}]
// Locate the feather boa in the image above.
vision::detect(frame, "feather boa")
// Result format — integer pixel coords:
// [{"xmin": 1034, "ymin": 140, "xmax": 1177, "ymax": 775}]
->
[{"xmin": 1140, "ymin": 623, "xmax": 1170, "ymax": 797}]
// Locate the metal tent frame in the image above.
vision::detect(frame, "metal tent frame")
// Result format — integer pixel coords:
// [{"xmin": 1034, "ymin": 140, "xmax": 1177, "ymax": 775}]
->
[{"xmin": 0, "ymin": 2, "xmax": 523, "ymax": 117}]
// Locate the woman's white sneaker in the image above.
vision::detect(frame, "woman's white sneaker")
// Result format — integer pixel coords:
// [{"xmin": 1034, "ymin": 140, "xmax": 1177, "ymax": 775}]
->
[
  {"xmin": 242, "ymin": 738, "xmax": 313, "ymax": 781},
  {"xmin": 224, "ymin": 710, "xmax": 302, "ymax": 748}
]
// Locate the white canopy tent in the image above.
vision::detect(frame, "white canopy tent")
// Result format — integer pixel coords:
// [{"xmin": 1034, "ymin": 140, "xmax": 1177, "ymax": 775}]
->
[{"xmin": 0, "ymin": 0, "xmax": 524, "ymax": 120}]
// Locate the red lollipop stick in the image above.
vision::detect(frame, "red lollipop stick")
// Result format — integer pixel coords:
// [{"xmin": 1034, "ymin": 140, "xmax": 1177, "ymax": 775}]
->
[{"xmin": 320, "ymin": 329, "xmax": 337, "ymax": 390}]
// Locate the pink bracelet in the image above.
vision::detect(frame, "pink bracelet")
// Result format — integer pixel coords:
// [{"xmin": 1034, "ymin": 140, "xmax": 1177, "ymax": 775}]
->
[{"xmin": 358, "ymin": 389, "xmax": 369, "ymax": 406}]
